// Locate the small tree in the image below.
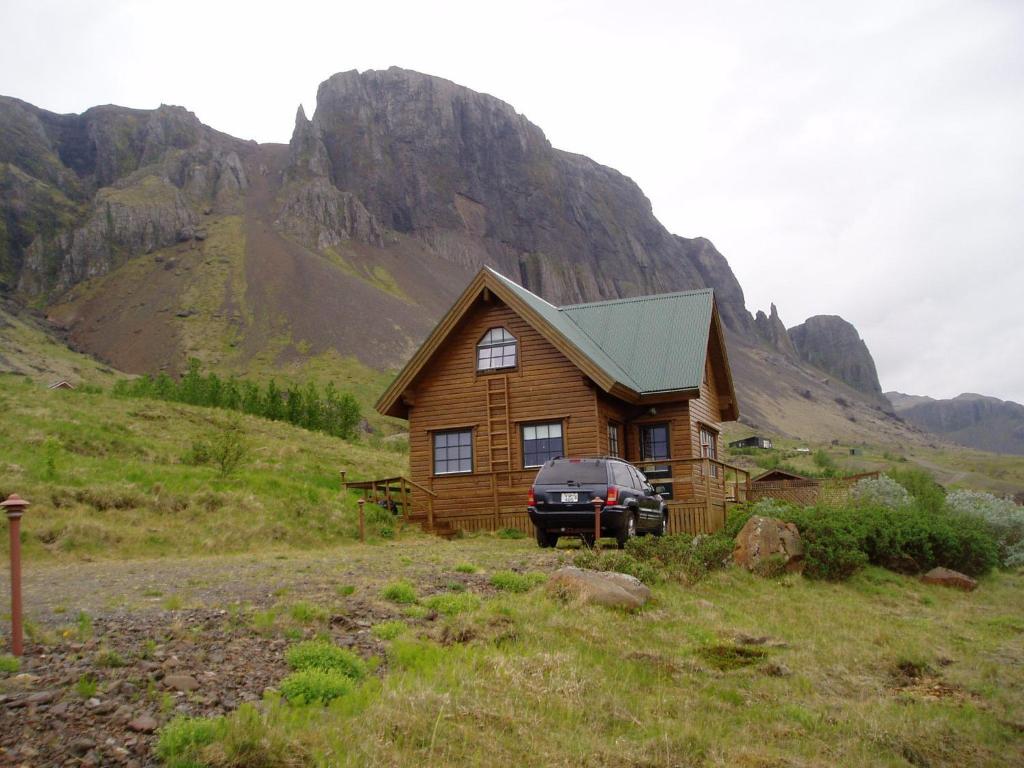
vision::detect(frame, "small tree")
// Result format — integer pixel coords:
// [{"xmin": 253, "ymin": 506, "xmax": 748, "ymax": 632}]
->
[{"xmin": 208, "ymin": 415, "xmax": 249, "ymax": 478}]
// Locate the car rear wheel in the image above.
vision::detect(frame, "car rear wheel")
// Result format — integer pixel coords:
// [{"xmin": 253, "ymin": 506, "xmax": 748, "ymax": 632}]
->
[
  {"xmin": 536, "ymin": 528, "xmax": 558, "ymax": 548},
  {"xmin": 616, "ymin": 512, "xmax": 637, "ymax": 549}
]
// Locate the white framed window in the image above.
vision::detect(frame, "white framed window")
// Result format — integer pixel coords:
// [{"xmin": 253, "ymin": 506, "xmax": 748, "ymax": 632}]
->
[
  {"xmin": 522, "ymin": 422, "xmax": 563, "ymax": 468},
  {"xmin": 433, "ymin": 430, "xmax": 473, "ymax": 475},
  {"xmin": 477, "ymin": 327, "xmax": 517, "ymax": 371},
  {"xmin": 700, "ymin": 425, "xmax": 718, "ymax": 478}
]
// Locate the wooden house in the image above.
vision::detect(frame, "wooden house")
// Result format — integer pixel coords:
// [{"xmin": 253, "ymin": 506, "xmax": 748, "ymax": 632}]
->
[
  {"xmin": 729, "ymin": 435, "xmax": 773, "ymax": 450},
  {"xmin": 370, "ymin": 267, "xmax": 750, "ymax": 536}
]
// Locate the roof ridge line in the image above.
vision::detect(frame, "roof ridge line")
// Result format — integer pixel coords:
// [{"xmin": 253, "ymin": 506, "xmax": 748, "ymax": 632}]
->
[{"xmin": 559, "ymin": 287, "xmax": 714, "ymax": 310}]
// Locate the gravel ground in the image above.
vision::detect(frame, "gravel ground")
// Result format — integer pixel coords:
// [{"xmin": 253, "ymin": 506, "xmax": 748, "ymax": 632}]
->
[{"xmin": 0, "ymin": 537, "xmax": 563, "ymax": 766}]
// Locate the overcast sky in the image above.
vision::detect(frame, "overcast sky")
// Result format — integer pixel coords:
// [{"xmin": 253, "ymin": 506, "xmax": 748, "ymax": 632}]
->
[{"xmin": 2, "ymin": 0, "xmax": 1021, "ymax": 402}]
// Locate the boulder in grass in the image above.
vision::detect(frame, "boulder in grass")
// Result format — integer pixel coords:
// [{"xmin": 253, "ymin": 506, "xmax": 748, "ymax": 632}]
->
[
  {"xmin": 547, "ymin": 567, "xmax": 651, "ymax": 610},
  {"xmin": 922, "ymin": 567, "xmax": 977, "ymax": 591},
  {"xmin": 733, "ymin": 516, "xmax": 805, "ymax": 575}
]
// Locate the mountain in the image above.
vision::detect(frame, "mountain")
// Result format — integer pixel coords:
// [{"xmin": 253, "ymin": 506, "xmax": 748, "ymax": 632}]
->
[
  {"xmin": 0, "ymin": 67, "xmax": 914, "ymax": 444},
  {"xmin": 887, "ymin": 391, "xmax": 1024, "ymax": 456},
  {"xmin": 788, "ymin": 315, "xmax": 884, "ymax": 399}
]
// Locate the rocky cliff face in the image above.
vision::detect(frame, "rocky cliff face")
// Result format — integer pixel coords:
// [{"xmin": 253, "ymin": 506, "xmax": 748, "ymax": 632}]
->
[
  {"xmin": 294, "ymin": 68, "xmax": 756, "ymax": 334},
  {"xmin": 754, "ymin": 303, "xmax": 797, "ymax": 359},
  {"xmin": 788, "ymin": 315, "xmax": 883, "ymax": 398},
  {"xmin": 0, "ymin": 96, "xmax": 251, "ymax": 294},
  {"xmin": 887, "ymin": 392, "xmax": 1024, "ymax": 456}
]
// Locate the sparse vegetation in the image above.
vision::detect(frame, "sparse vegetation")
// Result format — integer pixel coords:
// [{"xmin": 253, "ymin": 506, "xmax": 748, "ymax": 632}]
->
[
  {"xmin": 381, "ymin": 580, "xmax": 418, "ymax": 604},
  {"xmin": 489, "ymin": 570, "xmax": 546, "ymax": 592}
]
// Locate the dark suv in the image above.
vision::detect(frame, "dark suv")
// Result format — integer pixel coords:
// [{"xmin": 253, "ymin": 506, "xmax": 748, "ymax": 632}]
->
[{"xmin": 528, "ymin": 457, "xmax": 667, "ymax": 548}]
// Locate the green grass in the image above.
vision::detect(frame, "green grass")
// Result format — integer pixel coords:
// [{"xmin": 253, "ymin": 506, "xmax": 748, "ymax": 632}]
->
[
  {"xmin": 0, "ymin": 374, "xmax": 406, "ymax": 560},
  {"xmin": 164, "ymin": 553, "xmax": 1024, "ymax": 767},
  {"xmin": 0, "ymin": 655, "xmax": 19, "ymax": 674},
  {"xmin": 285, "ymin": 641, "xmax": 367, "ymax": 679},
  {"xmin": 489, "ymin": 570, "xmax": 546, "ymax": 592},
  {"xmin": 422, "ymin": 591, "xmax": 481, "ymax": 616},
  {"xmin": 381, "ymin": 580, "xmax": 418, "ymax": 604}
]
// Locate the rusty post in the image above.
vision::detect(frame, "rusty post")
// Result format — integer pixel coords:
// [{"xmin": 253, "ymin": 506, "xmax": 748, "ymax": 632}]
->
[
  {"xmin": 357, "ymin": 498, "xmax": 366, "ymax": 543},
  {"xmin": 2, "ymin": 494, "xmax": 29, "ymax": 656},
  {"xmin": 590, "ymin": 496, "xmax": 603, "ymax": 550},
  {"xmin": 339, "ymin": 470, "xmax": 347, "ymax": 492}
]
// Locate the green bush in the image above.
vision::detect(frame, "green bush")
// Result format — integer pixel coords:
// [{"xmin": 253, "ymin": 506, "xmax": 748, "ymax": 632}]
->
[
  {"xmin": 423, "ymin": 592, "xmax": 481, "ymax": 615},
  {"xmin": 285, "ymin": 641, "xmax": 366, "ymax": 679},
  {"xmin": 849, "ymin": 476, "xmax": 911, "ymax": 509},
  {"xmin": 888, "ymin": 468, "xmax": 946, "ymax": 513},
  {"xmin": 0, "ymin": 655, "xmax": 19, "ymax": 674},
  {"xmin": 490, "ymin": 571, "xmax": 546, "ymax": 592},
  {"xmin": 381, "ymin": 580, "xmax": 418, "ymax": 604},
  {"xmin": 574, "ymin": 533, "xmax": 734, "ymax": 585},
  {"xmin": 728, "ymin": 501, "xmax": 999, "ymax": 580},
  {"xmin": 573, "ymin": 550, "xmax": 661, "ymax": 584},
  {"xmin": 156, "ymin": 714, "xmax": 226, "ymax": 765},
  {"xmin": 946, "ymin": 490, "xmax": 1024, "ymax": 568},
  {"xmin": 279, "ymin": 668, "xmax": 355, "ymax": 705}
]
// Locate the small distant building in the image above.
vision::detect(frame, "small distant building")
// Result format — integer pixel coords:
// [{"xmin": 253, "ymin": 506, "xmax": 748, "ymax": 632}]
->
[
  {"xmin": 752, "ymin": 469, "xmax": 807, "ymax": 483},
  {"xmin": 729, "ymin": 435, "xmax": 773, "ymax": 450},
  {"xmin": 47, "ymin": 380, "xmax": 75, "ymax": 390}
]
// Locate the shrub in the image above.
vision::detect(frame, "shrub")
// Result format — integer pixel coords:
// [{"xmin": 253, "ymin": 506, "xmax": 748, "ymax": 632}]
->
[
  {"xmin": 156, "ymin": 715, "xmax": 225, "ymax": 766},
  {"xmin": 888, "ymin": 468, "xmax": 946, "ymax": 513},
  {"xmin": 490, "ymin": 571, "xmax": 546, "ymax": 592},
  {"xmin": 287, "ymin": 601, "xmax": 328, "ymax": 624},
  {"xmin": 279, "ymin": 668, "xmax": 354, "ymax": 705},
  {"xmin": 381, "ymin": 580, "xmax": 418, "ymax": 604},
  {"xmin": 573, "ymin": 550, "xmax": 661, "ymax": 585},
  {"xmin": 208, "ymin": 414, "xmax": 248, "ymax": 478},
  {"xmin": 0, "ymin": 655, "xmax": 19, "ymax": 674},
  {"xmin": 371, "ymin": 620, "xmax": 407, "ymax": 640},
  {"xmin": 850, "ymin": 476, "xmax": 912, "ymax": 510},
  {"xmin": 285, "ymin": 641, "xmax": 366, "ymax": 679},
  {"xmin": 946, "ymin": 490, "xmax": 1024, "ymax": 567},
  {"xmin": 423, "ymin": 592, "xmax": 481, "ymax": 616}
]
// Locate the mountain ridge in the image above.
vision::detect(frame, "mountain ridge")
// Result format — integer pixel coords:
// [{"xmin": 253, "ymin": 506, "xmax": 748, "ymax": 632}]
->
[{"xmin": 1, "ymin": 67, "xmax": 917, "ymax": 446}]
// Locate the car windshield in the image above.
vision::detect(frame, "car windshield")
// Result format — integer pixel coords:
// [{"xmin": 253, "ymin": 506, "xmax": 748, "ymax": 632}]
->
[{"xmin": 534, "ymin": 460, "xmax": 607, "ymax": 485}]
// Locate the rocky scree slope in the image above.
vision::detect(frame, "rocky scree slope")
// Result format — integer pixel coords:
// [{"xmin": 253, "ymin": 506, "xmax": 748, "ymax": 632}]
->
[{"xmin": 0, "ymin": 69, "xmax": 909, "ymax": 442}]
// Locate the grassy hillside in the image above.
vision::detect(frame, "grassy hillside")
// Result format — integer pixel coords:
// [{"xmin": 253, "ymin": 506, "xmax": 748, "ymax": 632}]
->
[
  {"xmin": 721, "ymin": 425, "xmax": 1024, "ymax": 496},
  {"xmin": 0, "ymin": 374, "xmax": 407, "ymax": 561},
  {"xmin": 0, "ymin": 300, "xmax": 121, "ymax": 386}
]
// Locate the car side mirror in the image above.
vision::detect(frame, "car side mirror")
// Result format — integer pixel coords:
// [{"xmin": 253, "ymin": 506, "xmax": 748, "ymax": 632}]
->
[{"xmin": 644, "ymin": 484, "xmax": 654, "ymax": 494}]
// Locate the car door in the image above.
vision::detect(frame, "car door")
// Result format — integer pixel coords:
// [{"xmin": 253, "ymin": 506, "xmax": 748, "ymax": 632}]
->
[{"xmin": 632, "ymin": 466, "xmax": 659, "ymax": 528}]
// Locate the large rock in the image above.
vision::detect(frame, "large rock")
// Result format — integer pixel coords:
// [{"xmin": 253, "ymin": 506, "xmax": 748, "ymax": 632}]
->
[
  {"xmin": 733, "ymin": 516, "xmax": 805, "ymax": 575},
  {"xmin": 547, "ymin": 566, "xmax": 651, "ymax": 610},
  {"xmin": 921, "ymin": 567, "xmax": 978, "ymax": 591},
  {"xmin": 788, "ymin": 315, "xmax": 883, "ymax": 398}
]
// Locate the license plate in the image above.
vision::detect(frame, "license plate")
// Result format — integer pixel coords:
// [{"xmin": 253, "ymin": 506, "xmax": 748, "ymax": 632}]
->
[{"xmin": 561, "ymin": 492, "xmax": 578, "ymax": 503}]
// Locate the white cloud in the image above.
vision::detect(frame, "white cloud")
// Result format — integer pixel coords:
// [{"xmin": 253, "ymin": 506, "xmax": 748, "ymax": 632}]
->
[{"xmin": 1, "ymin": 0, "xmax": 1021, "ymax": 400}]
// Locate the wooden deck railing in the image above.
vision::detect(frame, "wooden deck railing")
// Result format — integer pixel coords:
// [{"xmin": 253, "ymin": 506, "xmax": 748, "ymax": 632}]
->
[{"xmin": 342, "ymin": 475, "xmax": 438, "ymax": 531}]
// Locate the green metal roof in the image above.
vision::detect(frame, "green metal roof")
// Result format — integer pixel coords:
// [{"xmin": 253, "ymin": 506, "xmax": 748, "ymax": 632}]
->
[{"xmin": 486, "ymin": 268, "xmax": 713, "ymax": 395}]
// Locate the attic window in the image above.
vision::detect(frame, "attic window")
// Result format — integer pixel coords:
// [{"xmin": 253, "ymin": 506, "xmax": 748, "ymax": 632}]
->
[{"xmin": 477, "ymin": 327, "xmax": 517, "ymax": 371}]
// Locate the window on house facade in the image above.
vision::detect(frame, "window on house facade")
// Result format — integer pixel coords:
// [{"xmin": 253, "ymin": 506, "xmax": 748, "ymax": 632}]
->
[
  {"xmin": 522, "ymin": 422, "xmax": 563, "ymax": 468},
  {"xmin": 700, "ymin": 425, "xmax": 718, "ymax": 478},
  {"xmin": 607, "ymin": 421, "xmax": 620, "ymax": 457},
  {"xmin": 639, "ymin": 423, "xmax": 671, "ymax": 482},
  {"xmin": 433, "ymin": 430, "xmax": 473, "ymax": 475},
  {"xmin": 476, "ymin": 327, "xmax": 517, "ymax": 371},
  {"xmin": 640, "ymin": 423, "xmax": 670, "ymax": 460}
]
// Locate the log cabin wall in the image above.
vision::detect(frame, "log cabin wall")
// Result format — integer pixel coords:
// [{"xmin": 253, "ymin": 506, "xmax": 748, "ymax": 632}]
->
[{"xmin": 406, "ymin": 295, "xmax": 601, "ymax": 533}]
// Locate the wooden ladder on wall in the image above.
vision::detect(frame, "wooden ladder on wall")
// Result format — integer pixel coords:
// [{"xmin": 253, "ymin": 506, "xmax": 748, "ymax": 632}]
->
[{"xmin": 486, "ymin": 375, "xmax": 512, "ymax": 489}]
